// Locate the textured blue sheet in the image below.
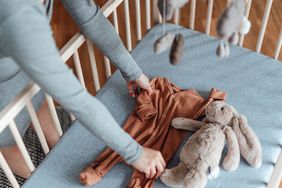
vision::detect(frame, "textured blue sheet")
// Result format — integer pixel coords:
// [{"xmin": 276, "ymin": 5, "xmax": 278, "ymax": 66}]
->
[{"xmin": 23, "ymin": 24, "xmax": 282, "ymax": 188}]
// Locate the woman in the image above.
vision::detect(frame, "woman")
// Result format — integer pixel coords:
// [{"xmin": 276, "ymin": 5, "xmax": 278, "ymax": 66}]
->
[{"xmin": 0, "ymin": 0, "xmax": 165, "ymax": 180}]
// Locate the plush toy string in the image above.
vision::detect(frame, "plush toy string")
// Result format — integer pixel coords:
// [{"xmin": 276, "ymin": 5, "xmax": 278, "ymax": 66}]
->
[{"xmin": 162, "ymin": 0, "xmax": 166, "ymax": 36}]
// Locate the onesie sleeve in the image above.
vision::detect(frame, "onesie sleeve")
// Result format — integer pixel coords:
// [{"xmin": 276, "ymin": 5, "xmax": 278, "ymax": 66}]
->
[
  {"xmin": 61, "ymin": 0, "xmax": 143, "ymax": 82},
  {"xmin": 0, "ymin": 0, "xmax": 142, "ymax": 164},
  {"xmin": 135, "ymin": 92, "xmax": 157, "ymax": 121}
]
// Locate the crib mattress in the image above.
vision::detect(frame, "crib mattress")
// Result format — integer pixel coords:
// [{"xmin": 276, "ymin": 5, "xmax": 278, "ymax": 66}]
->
[{"xmin": 23, "ymin": 24, "xmax": 282, "ymax": 188}]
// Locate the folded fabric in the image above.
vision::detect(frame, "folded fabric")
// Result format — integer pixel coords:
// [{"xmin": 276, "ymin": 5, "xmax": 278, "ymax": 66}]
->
[{"xmin": 79, "ymin": 77, "xmax": 227, "ymax": 187}]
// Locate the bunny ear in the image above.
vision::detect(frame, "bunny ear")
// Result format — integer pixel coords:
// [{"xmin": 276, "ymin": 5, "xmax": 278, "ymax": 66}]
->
[
  {"xmin": 230, "ymin": 105, "xmax": 240, "ymax": 117},
  {"xmin": 231, "ymin": 115, "xmax": 262, "ymax": 168}
]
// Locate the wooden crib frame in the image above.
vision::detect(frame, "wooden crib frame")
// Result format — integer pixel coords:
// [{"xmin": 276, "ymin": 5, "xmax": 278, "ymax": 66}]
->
[{"xmin": 0, "ymin": 0, "xmax": 281, "ymax": 187}]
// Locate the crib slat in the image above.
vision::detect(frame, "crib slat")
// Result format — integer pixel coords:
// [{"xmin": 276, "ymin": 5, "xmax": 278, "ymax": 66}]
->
[
  {"xmin": 153, "ymin": 0, "xmax": 162, "ymax": 24},
  {"xmin": 256, "ymin": 0, "xmax": 273, "ymax": 53},
  {"xmin": 239, "ymin": 0, "xmax": 252, "ymax": 46},
  {"xmin": 26, "ymin": 101, "xmax": 50, "ymax": 155},
  {"xmin": 9, "ymin": 120, "xmax": 35, "ymax": 172},
  {"xmin": 267, "ymin": 150, "xmax": 282, "ymax": 188},
  {"xmin": 189, "ymin": 0, "xmax": 196, "ymax": 29},
  {"xmin": 274, "ymin": 29, "xmax": 282, "ymax": 60},
  {"xmin": 45, "ymin": 95, "xmax": 63, "ymax": 136},
  {"xmin": 124, "ymin": 0, "xmax": 132, "ymax": 51},
  {"xmin": 174, "ymin": 8, "xmax": 180, "ymax": 25},
  {"xmin": 135, "ymin": 0, "xmax": 142, "ymax": 41},
  {"xmin": 73, "ymin": 50, "xmax": 86, "ymax": 87},
  {"xmin": 206, "ymin": 0, "xmax": 214, "ymax": 35},
  {"xmin": 104, "ymin": 56, "xmax": 112, "ymax": 78},
  {"xmin": 86, "ymin": 39, "xmax": 100, "ymax": 92},
  {"xmin": 0, "ymin": 152, "xmax": 19, "ymax": 188},
  {"xmin": 113, "ymin": 9, "xmax": 119, "ymax": 34},
  {"xmin": 145, "ymin": 0, "xmax": 151, "ymax": 30}
]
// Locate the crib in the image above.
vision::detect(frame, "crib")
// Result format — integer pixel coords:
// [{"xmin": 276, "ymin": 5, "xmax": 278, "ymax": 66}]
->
[{"xmin": 0, "ymin": 0, "xmax": 281, "ymax": 187}]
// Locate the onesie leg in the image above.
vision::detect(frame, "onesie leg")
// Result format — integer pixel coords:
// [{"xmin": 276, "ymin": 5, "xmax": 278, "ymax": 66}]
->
[
  {"xmin": 79, "ymin": 148, "xmax": 123, "ymax": 186},
  {"xmin": 160, "ymin": 162, "xmax": 188, "ymax": 188},
  {"xmin": 80, "ymin": 166, "xmax": 102, "ymax": 186}
]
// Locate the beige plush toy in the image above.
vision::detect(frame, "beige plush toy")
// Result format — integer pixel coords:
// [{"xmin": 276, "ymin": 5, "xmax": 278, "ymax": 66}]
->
[
  {"xmin": 160, "ymin": 101, "xmax": 262, "ymax": 188},
  {"xmin": 216, "ymin": 0, "xmax": 251, "ymax": 58}
]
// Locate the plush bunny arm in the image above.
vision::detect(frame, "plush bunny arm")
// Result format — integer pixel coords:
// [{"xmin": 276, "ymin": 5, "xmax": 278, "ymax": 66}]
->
[
  {"xmin": 171, "ymin": 118, "xmax": 206, "ymax": 132},
  {"xmin": 232, "ymin": 115, "xmax": 262, "ymax": 168},
  {"xmin": 222, "ymin": 126, "xmax": 240, "ymax": 171}
]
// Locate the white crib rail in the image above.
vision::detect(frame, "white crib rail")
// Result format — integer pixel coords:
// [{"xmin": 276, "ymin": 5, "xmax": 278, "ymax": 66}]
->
[
  {"xmin": 0, "ymin": 0, "xmax": 281, "ymax": 187},
  {"xmin": 205, "ymin": 0, "xmax": 214, "ymax": 35},
  {"xmin": 256, "ymin": 0, "xmax": 273, "ymax": 53},
  {"xmin": 189, "ymin": 0, "xmax": 196, "ymax": 30}
]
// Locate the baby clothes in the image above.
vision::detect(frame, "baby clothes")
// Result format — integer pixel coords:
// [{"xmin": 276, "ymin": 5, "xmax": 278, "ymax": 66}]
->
[{"xmin": 80, "ymin": 77, "xmax": 226, "ymax": 187}]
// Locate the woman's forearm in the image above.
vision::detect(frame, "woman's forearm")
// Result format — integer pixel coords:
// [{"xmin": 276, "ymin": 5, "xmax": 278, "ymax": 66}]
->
[
  {"xmin": 61, "ymin": 0, "xmax": 143, "ymax": 81},
  {"xmin": 0, "ymin": 0, "xmax": 142, "ymax": 164}
]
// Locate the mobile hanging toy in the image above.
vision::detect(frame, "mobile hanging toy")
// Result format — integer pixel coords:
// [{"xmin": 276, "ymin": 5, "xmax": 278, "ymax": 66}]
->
[
  {"xmin": 216, "ymin": 0, "xmax": 251, "ymax": 58},
  {"xmin": 154, "ymin": 0, "xmax": 186, "ymax": 65}
]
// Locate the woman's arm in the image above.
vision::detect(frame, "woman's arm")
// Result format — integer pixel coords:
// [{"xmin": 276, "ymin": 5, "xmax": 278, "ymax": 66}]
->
[
  {"xmin": 61, "ymin": 0, "xmax": 143, "ymax": 82},
  {"xmin": 0, "ymin": 0, "xmax": 141, "ymax": 164}
]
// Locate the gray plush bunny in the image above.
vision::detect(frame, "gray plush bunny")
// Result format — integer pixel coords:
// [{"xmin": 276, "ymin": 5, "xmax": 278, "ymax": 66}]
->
[{"xmin": 161, "ymin": 101, "xmax": 262, "ymax": 188}]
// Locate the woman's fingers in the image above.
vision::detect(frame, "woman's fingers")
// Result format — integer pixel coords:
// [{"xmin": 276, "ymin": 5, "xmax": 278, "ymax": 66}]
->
[
  {"xmin": 149, "ymin": 166, "xmax": 156, "ymax": 179},
  {"xmin": 131, "ymin": 147, "xmax": 166, "ymax": 179},
  {"xmin": 155, "ymin": 161, "xmax": 165, "ymax": 178},
  {"xmin": 127, "ymin": 74, "xmax": 152, "ymax": 97},
  {"xmin": 158, "ymin": 152, "xmax": 166, "ymax": 168},
  {"xmin": 135, "ymin": 74, "xmax": 152, "ymax": 93}
]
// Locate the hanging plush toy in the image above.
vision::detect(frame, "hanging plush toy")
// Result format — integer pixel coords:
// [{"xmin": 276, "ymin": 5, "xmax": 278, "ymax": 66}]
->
[
  {"xmin": 157, "ymin": 0, "xmax": 189, "ymax": 20},
  {"xmin": 153, "ymin": 0, "xmax": 186, "ymax": 65},
  {"xmin": 160, "ymin": 101, "xmax": 262, "ymax": 188},
  {"xmin": 170, "ymin": 33, "xmax": 185, "ymax": 65},
  {"xmin": 216, "ymin": 0, "xmax": 251, "ymax": 58},
  {"xmin": 154, "ymin": 32, "xmax": 175, "ymax": 54}
]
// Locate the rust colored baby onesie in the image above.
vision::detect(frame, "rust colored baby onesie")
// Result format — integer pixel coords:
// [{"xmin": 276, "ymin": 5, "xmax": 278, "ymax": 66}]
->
[{"xmin": 80, "ymin": 77, "xmax": 226, "ymax": 187}]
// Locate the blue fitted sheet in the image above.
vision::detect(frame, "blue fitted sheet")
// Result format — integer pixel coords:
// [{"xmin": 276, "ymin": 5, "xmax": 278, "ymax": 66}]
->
[{"xmin": 23, "ymin": 24, "xmax": 282, "ymax": 188}]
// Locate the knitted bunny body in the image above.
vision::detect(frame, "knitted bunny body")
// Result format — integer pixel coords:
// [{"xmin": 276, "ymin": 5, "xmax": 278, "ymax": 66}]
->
[
  {"xmin": 180, "ymin": 124, "xmax": 225, "ymax": 166},
  {"xmin": 178, "ymin": 124, "xmax": 226, "ymax": 187},
  {"xmin": 161, "ymin": 101, "xmax": 262, "ymax": 188}
]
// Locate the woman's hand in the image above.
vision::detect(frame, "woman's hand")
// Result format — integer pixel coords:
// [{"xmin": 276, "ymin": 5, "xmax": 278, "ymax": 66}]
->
[
  {"xmin": 128, "ymin": 74, "xmax": 152, "ymax": 97},
  {"xmin": 131, "ymin": 147, "xmax": 166, "ymax": 179}
]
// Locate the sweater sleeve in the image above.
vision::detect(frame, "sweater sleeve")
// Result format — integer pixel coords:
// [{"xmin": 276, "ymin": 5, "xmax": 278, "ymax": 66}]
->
[
  {"xmin": 61, "ymin": 0, "xmax": 143, "ymax": 81},
  {"xmin": 0, "ymin": 0, "xmax": 142, "ymax": 164}
]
